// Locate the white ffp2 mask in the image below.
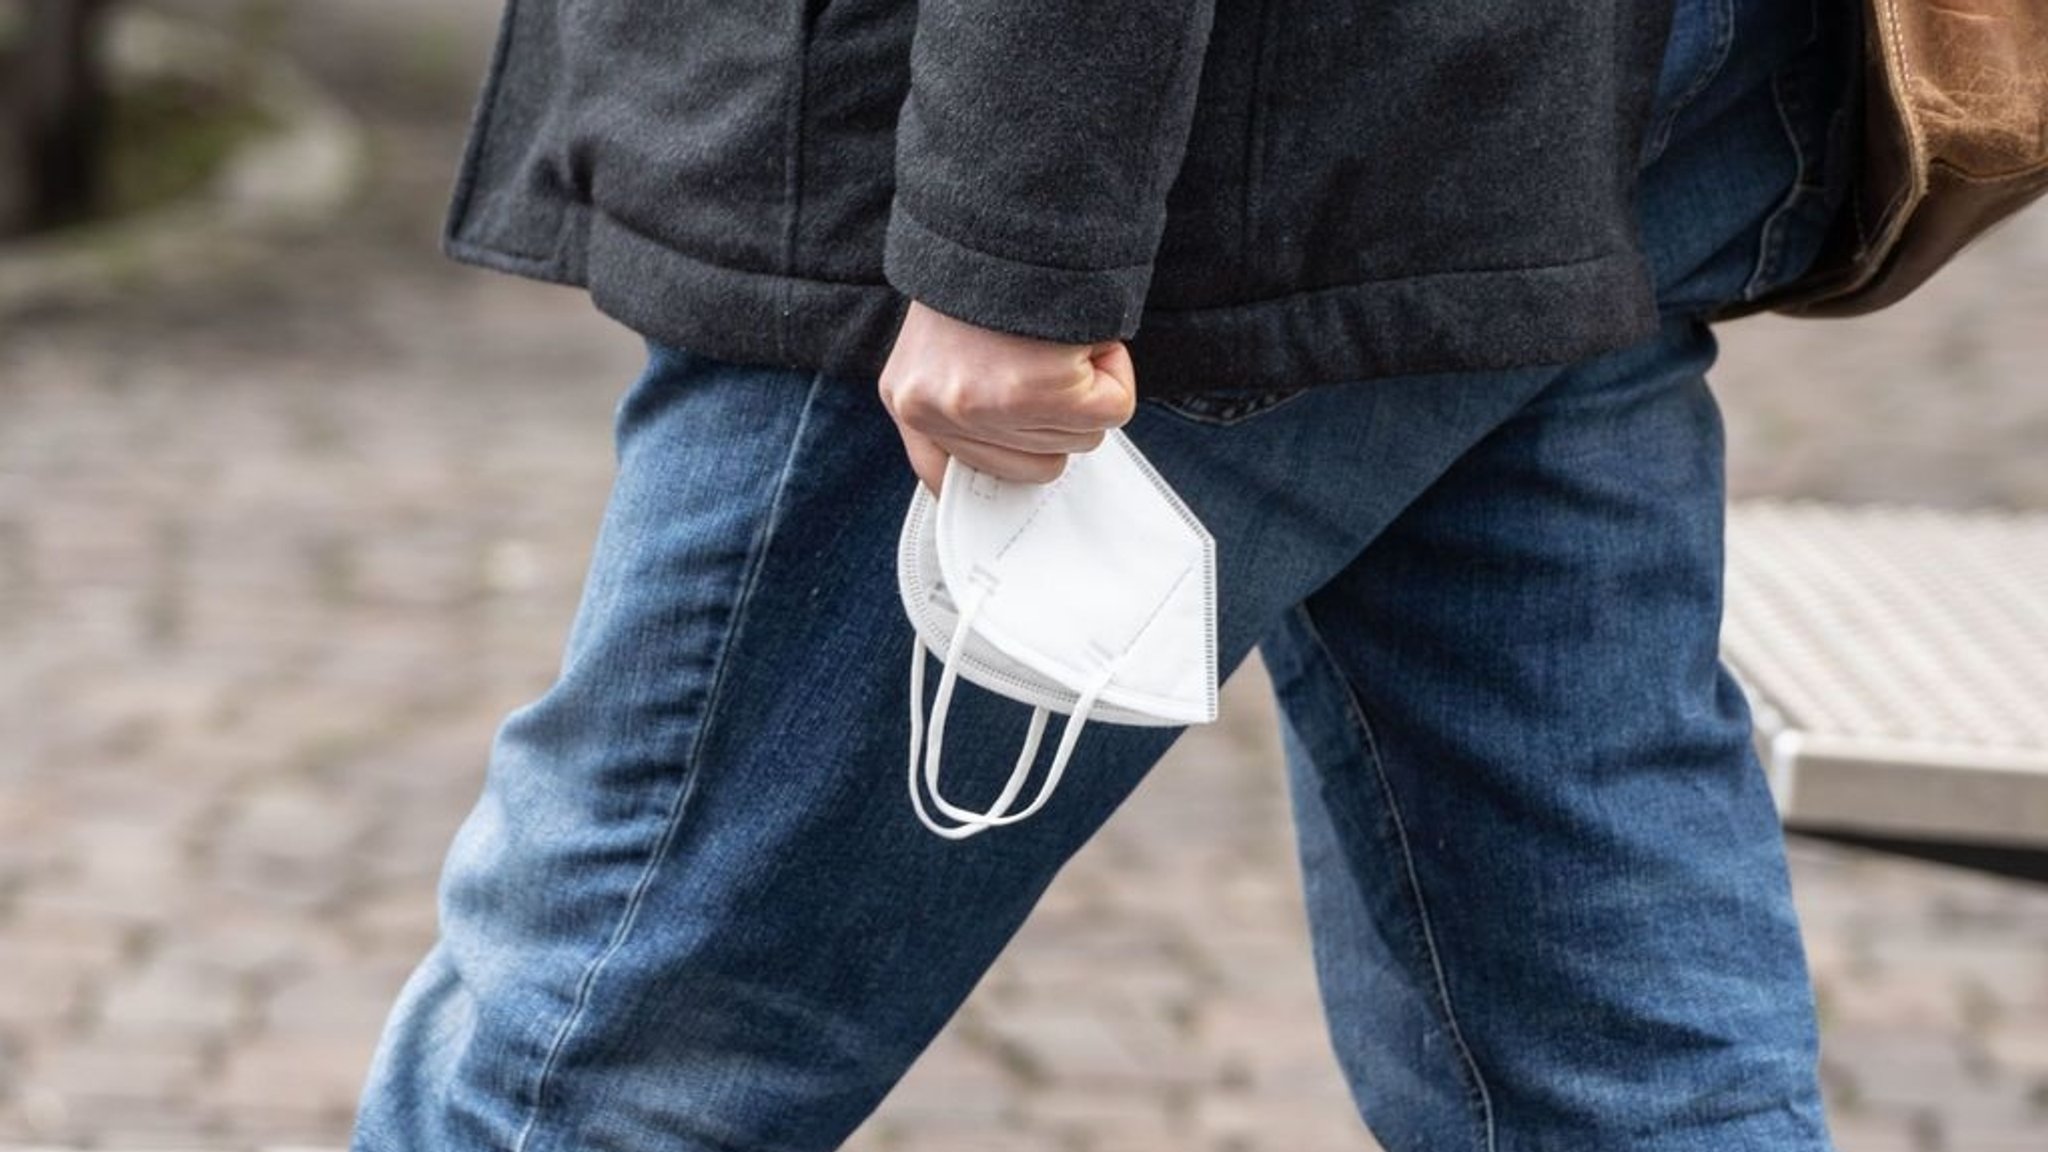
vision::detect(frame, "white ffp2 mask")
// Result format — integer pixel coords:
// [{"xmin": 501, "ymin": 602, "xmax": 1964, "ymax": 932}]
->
[{"xmin": 895, "ymin": 427, "xmax": 1219, "ymax": 840}]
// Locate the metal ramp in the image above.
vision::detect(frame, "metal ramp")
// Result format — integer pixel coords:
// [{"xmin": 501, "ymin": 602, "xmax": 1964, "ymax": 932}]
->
[{"xmin": 1723, "ymin": 499, "xmax": 2048, "ymax": 878}]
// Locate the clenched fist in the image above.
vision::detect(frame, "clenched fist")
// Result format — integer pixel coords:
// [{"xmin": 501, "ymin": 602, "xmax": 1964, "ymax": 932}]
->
[{"xmin": 878, "ymin": 300, "xmax": 1139, "ymax": 496}]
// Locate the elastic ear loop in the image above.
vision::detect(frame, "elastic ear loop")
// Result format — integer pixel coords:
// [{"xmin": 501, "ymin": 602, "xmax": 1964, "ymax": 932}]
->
[{"xmin": 907, "ymin": 585, "xmax": 1116, "ymax": 839}]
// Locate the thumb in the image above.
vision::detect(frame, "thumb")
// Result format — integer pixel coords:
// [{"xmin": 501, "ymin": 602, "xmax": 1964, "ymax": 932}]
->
[{"xmin": 1087, "ymin": 340, "xmax": 1139, "ymax": 426}]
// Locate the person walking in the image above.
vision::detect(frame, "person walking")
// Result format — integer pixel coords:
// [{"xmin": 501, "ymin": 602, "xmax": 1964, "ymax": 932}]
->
[{"xmin": 348, "ymin": 0, "xmax": 1862, "ymax": 1148}]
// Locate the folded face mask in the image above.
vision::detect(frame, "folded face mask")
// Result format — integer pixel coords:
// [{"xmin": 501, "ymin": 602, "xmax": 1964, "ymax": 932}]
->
[{"xmin": 895, "ymin": 427, "xmax": 1219, "ymax": 840}]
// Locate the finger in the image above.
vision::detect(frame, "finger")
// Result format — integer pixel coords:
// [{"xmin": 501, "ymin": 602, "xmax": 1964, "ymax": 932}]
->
[
  {"xmin": 991, "ymin": 377, "xmax": 1118, "ymax": 431},
  {"xmin": 962, "ymin": 424, "xmax": 1107, "ymax": 455},
  {"xmin": 895, "ymin": 422, "xmax": 952, "ymax": 497},
  {"xmin": 1092, "ymin": 339, "xmax": 1136, "ymax": 390},
  {"xmin": 998, "ymin": 348, "xmax": 1137, "ymax": 432},
  {"xmin": 933, "ymin": 434, "xmax": 1069, "ymax": 486},
  {"xmin": 1086, "ymin": 341, "xmax": 1140, "ymax": 427}
]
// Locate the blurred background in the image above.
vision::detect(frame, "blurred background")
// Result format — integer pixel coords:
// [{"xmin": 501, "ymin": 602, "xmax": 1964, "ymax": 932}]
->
[{"xmin": 1, "ymin": 2, "xmax": 2044, "ymax": 1151}]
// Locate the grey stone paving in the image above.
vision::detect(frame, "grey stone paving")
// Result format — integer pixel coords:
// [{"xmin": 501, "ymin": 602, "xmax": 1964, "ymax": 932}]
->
[{"xmin": 1, "ymin": 4, "xmax": 2045, "ymax": 1151}]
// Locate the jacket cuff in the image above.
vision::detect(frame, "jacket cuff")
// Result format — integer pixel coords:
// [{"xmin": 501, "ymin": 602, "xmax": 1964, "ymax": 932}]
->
[{"xmin": 883, "ymin": 202, "xmax": 1153, "ymax": 346}]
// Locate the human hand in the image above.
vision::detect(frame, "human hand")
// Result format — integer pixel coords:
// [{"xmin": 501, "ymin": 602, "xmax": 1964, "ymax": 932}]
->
[{"xmin": 878, "ymin": 300, "xmax": 1138, "ymax": 496}]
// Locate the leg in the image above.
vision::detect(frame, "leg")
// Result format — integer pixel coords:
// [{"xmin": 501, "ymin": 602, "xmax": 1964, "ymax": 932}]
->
[
  {"xmin": 1256, "ymin": 1, "xmax": 1861, "ymax": 1136},
  {"xmin": 1263, "ymin": 314, "xmax": 1832, "ymax": 1151},
  {"xmin": 349, "ymin": 338, "xmax": 1557, "ymax": 1152}
]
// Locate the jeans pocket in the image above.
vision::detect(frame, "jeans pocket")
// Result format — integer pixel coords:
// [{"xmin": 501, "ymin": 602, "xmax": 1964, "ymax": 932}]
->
[
  {"xmin": 1146, "ymin": 385, "xmax": 1309, "ymax": 427},
  {"xmin": 1741, "ymin": 0, "xmax": 1861, "ymax": 300}
]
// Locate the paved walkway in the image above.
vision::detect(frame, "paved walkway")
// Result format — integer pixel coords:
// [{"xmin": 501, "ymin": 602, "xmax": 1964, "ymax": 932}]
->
[{"xmin": 1, "ymin": 4, "xmax": 2045, "ymax": 1150}]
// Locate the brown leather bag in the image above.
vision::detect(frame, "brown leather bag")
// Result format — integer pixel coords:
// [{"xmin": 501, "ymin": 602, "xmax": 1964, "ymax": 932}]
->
[{"xmin": 1730, "ymin": 0, "xmax": 2048, "ymax": 317}]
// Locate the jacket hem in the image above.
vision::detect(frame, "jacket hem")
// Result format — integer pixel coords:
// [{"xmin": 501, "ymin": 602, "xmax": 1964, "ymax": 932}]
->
[
  {"xmin": 1126, "ymin": 251, "xmax": 1662, "ymax": 393},
  {"xmin": 445, "ymin": 204, "xmax": 1662, "ymax": 398}
]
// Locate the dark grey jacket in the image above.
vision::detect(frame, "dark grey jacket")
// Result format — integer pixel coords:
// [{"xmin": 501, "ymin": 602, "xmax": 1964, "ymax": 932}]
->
[{"xmin": 443, "ymin": 0, "xmax": 1675, "ymax": 397}]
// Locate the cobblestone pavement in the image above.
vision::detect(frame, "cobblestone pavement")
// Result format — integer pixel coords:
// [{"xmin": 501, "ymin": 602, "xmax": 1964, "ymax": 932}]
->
[{"xmin": 2, "ymin": 4, "xmax": 2046, "ymax": 1151}]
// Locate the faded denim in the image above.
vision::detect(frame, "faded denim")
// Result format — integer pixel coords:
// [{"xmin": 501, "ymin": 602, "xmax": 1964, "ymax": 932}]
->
[{"xmin": 351, "ymin": 0, "xmax": 1855, "ymax": 1148}]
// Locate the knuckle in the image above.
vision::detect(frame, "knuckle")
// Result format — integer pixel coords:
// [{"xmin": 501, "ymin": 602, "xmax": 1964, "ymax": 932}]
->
[
  {"xmin": 951, "ymin": 375, "xmax": 1011, "ymax": 424},
  {"xmin": 892, "ymin": 381, "xmax": 940, "ymax": 427},
  {"xmin": 943, "ymin": 376, "xmax": 982, "ymax": 421}
]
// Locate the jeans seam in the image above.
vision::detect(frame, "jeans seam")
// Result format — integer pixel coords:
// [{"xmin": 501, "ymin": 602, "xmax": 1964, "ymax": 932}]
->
[
  {"xmin": 1643, "ymin": 0, "xmax": 1736, "ymax": 169},
  {"xmin": 1293, "ymin": 602, "xmax": 1498, "ymax": 1152},
  {"xmin": 507, "ymin": 369, "xmax": 831, "ymax": 1152},
  {"xmin": 1744, "ymin": 70, "xmax": 1809, "ymax": 300},
  {"xmin": 1744, "ymin": 0, "xmax": 1826, "ymax": 299}
]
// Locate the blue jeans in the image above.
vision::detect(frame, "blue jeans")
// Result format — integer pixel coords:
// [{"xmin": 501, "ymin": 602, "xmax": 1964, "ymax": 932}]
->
[{"xmin": 350, "ymin": 0, "xmax": 1860, "ymax": 1148}]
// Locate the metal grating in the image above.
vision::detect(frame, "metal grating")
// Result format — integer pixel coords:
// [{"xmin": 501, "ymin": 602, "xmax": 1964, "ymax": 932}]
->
[{"xmin": 1723, "ymin": 499, "xmax": 2048, "ymax": 849}]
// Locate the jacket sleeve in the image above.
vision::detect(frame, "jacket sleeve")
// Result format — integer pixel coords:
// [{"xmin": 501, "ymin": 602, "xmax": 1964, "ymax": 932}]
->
[{"xmin": 882, "ymin": 1, "xmax": 1218, "ymax": 346}]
